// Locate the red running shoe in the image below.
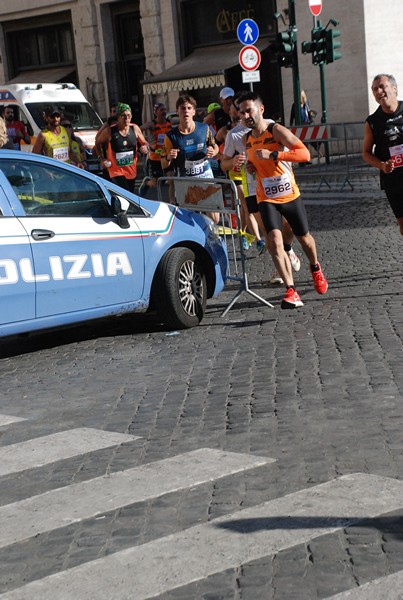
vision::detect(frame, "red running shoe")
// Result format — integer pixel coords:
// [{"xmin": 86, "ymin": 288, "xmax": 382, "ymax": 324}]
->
[
  {"xmin": 311, "ymin": 263, "xmax": 328, "ymax": 294},
  {"xmin": 281, "ymin": 287, "xmax": 304, "ymax": 309}
]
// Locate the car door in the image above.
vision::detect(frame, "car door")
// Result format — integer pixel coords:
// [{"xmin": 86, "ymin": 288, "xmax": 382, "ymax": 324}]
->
[
  {"xmin": 1, "ymin": 157, "xmax": 145, "ymax": 318},
  {"xmin": 0, "ymin": 184, "xmax": 35, "ymax": 325}
]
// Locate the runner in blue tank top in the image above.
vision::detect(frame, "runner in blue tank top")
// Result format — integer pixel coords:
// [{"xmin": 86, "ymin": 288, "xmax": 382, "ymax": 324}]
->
[{"xmin": 162, "ymin": 95, "xmax": 218, "ymax": 178}]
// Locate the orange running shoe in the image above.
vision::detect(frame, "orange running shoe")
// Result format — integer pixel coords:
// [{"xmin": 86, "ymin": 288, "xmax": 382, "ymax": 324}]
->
[
  {"xmin": 281, "ymin": 287, "xmax": 304, "ymax": 309},
  {"xmin": 311, "ymin": 263, "xmax": 328, "ymax": 294}
]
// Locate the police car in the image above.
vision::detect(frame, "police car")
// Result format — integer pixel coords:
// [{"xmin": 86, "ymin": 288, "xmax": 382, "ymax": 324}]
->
[{"xmin": 0, "ymin": 151, "xmax": 228, "ymax": 337}]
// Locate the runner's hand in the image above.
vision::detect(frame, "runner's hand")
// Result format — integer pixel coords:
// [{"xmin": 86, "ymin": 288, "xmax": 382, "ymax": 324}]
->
[{"xmin": 255, "ymin": 149, "xmax": 271, "ymax": 160}]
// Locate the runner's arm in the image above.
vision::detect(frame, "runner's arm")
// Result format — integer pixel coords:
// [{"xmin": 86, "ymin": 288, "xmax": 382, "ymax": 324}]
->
[
  {"xmin": 270, "ymin": 123, "xmax": 310, "ymax": 162},
  {"xmin": 134, "ymin": 124, "xmax": 149, "ymax": 154},
  {"xmin": 32, "ymin": 132, "xmax": 45, "ymax": 155},
  {"xmin": 18, "ymin": 123, "xmax": 31, "ymax": 144},
  {"xmin": 203, "ymin": 112, "xmax": 215, "ymax": 126},
  {"xmin": 206, "ymin": 127, "xmax": 219, "ymax": 158},
  {"xmin": 220, "ymin": 152, "xmax": 246, "ymax": 172},
  {"xmin": 94, "ymin": 126, "xmax": 111, "ymax": 161},
  {"xmin": 362, "ymin": 121, "xmax": 393, "ymax": 173},
  {"xmin": 161, "ymin": 136, "xmax": 175, "ymax": 170}
]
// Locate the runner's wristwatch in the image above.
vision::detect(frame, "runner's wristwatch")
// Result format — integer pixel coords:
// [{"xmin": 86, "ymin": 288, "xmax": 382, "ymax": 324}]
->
[{"xmin": 270, "ymin": 151, "xmax": 279, "ymax": 161}]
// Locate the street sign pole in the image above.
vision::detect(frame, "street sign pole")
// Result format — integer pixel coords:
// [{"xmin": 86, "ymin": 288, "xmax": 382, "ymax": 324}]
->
[
  {"xmin": 237, "ymin": 20, "xmax": 260, "ymax": 92},
  {"xmin": 288, "ymin": 0, "xmax": 301, "ymax": 126},
  {"xmin": 319, "ymin": 61, "xmax": 330, "ymax": 163}
]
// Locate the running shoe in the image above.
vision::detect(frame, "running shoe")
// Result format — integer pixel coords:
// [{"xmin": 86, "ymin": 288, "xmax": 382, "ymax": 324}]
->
[
  {"xmin": 269, "ymin": 269, "xmax": 284, "ymax": 284},
  {"xmin": 241, "ymin": 235, "xmax": 250, "ymax": 251},
  {"xmin": 311, "ymin": 263, "xmax": 328, "ymax": 294},
  {"xmin": 139, "ymin": 176, "xmax": 151, "ymax": 197},
  {"xmin": 256, "ymin": 239, "xmax": 266, "ymax": 255},
  {"xmin": 287, "ymin": 248, "xmax": 301, "ymax": 272},
  {"xmin": 281, "ymin": 287, "xmax": 304, "ymax": 309}
]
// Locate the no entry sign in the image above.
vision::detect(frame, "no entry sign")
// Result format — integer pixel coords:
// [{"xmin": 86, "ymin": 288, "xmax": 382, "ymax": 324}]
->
[{"xmin": 309, "ymin": 0, "xmax": 322, "ymax": 17}]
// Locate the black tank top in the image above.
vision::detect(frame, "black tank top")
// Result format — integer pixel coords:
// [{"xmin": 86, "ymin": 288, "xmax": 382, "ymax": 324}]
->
[
  {"xmin": 366, "ymin": 100, "xmax": 403, "ymax": 188},
  {"xmin": 214, "ymin": 108, "xmax": 231, "ymax": 131},
  {"xmin": 110, "ymin": 124, "xmax": 138, "ymax": 155}
]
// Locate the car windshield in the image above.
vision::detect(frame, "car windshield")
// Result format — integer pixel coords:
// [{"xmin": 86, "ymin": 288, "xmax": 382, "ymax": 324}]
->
[{"xmin": 26, "ymin": 102, "xmax": 103, "ymax": 130}]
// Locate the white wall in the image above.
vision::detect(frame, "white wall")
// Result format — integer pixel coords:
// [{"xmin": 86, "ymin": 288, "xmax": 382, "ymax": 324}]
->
[
  {"xmin": 277, "ymin": 0, "xmax": 368, "ymax": 125},
  {"xmin": 363, "ymin": 0, "xmax": 403, "ymax": 114}
]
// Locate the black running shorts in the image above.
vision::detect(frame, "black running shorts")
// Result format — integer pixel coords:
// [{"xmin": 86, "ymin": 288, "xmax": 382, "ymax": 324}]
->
[
  {"xmin": 385, "ymin": 187, "xmax": 403, "ymax": 219},
  {"xmin": 147, "ymin": 159, "xmax": 164, "ymax": 179},
  {"xmin": 258, "ymin": 196, "xmax": 309, "ymax": 237},
  {"xmin": 245, "ymin": 194, "xmax": 259, "ymax": 214}
]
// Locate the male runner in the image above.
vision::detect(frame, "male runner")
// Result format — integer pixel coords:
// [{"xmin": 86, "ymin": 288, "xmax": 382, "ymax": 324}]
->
[
  {"xmin": 237, "ymin": 91, "xmax": 328, "ymax": 309},
  {"xmin": 363, "ymin": 74, "xmax": 403, "ymax": 235}
]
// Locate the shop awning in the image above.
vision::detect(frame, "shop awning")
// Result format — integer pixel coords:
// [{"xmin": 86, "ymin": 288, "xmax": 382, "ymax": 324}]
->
[
  {"xmin": 7, "ymin": 66, "xmax": 75, "ymax": 85},
  {"xmin": 143, "ymin": 40, "xmax": 269, "ymax": 95}
]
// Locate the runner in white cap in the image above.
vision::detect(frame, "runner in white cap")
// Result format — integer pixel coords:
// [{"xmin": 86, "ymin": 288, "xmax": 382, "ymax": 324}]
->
[{"xmin": 204, "ymin": 86, "xmax": 235, "ymax": 131}]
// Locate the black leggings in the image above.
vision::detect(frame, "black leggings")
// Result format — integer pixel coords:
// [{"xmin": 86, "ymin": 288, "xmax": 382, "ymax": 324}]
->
[
  {"xmin": 258, "ymin": 196, "xmax": 309, "ymax": 237},
  {"xmin": 112, "ymin": 176, "xmax": 136, "ymax": 194}
]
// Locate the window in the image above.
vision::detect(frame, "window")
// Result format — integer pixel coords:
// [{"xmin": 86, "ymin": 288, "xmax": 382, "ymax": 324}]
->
[
  {"xmin": 8, "ymin": 24, "xmax": 74, "ymax": 70},
  {"xmin": 1, "ymin": 160, "xmax": 111, "ymax": 217},
  {"xmin": 26, "ymin": 102, "xmax": 102, "ymax": 131}
]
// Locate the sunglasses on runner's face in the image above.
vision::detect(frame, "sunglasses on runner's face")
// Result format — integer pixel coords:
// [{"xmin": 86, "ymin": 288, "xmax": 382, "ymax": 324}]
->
[{"xmin": 120, "ymin": 113, "xmax": 131, "ymax": 119}]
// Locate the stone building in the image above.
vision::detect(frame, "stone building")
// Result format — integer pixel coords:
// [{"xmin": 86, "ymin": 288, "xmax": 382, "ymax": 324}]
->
[{"xmin": 0, "ymin": 0, "xmax": 402, "ymax": 125}]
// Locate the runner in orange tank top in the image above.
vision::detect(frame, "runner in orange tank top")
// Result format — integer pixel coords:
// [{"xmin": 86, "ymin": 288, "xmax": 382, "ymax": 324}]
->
[
  {"xmin": 139, "ymin": 103, "xmax": 172, "ymax": 196},
  {"xmin": 237, "ymin": 91, "xmax": 328, "ymax": 309}
]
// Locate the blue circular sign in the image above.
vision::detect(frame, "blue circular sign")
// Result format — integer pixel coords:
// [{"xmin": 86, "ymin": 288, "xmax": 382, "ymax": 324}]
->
[{"xmin": 237, "ymin": 19, "xmax": 259, "ymax": 46}]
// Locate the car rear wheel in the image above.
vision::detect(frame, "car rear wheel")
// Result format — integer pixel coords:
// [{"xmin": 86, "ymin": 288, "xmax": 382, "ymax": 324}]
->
[{"xmin": 153, "ymin": 248, "xmax": 207, "ymax": 329}]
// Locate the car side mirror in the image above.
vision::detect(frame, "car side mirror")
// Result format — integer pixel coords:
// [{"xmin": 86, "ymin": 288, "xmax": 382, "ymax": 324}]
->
[{"xmin": 111, "ymin": 195, "xmax": 130, "ymax": 229}]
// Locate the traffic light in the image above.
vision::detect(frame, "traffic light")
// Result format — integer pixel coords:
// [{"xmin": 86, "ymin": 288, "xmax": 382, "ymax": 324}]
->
[
  {"xmin": 325, "ymin": 28, "xmax": 342, "ymax": 63},
  {"xmin": 302, "ymin": 23, "xmax": 342, "ymax": 65},
  {"xmin": 301, "ymin": 26, "xmax": 326, "ymax": 65},
  {"xmin": 270, "ymin": 29, "xmax": 296, "ymax": 68}
]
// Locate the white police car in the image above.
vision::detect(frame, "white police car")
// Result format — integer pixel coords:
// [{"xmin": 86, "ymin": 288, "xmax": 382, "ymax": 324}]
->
[{"xmin": 0, "ymin": 151, "xmax": 228, "ymax": 336}]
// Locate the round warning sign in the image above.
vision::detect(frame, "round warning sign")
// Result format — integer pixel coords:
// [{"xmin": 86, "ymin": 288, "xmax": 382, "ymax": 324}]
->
[
  {"xmin": 239, "ymin": 45, "xmax": 261, "ymax": 72},
  {"xmin": 309, "ymin": 0, "xmax": 322, "ymax": 17}
]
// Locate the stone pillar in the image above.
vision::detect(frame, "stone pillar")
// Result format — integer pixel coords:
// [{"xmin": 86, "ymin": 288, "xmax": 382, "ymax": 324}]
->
[{"xmin": 71, "ymin": 0, "xmax": 105, "ymax": 116}]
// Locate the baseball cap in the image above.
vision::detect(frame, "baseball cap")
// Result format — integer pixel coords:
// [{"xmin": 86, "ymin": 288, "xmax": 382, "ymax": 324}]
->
[
  {"xmin": 220, "ymin": 87, "xmax": 235, "ymax": 100},
  {"xmin": 44, "ymin": 105, "xmax": 61, "ymax": 117},
  {"xmin": 207, "ymin": 102, "xmax": 221, "ymax": 114}
]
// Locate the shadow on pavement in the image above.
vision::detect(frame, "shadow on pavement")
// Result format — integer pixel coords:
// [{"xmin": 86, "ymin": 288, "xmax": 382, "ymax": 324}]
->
[
  {"xmin": 0, "ymin": 312, "xmax": 170, "ymax": 358},
  {"xmin": 217, "ymin": 513, "xmax": 403, "ymax": 541}
]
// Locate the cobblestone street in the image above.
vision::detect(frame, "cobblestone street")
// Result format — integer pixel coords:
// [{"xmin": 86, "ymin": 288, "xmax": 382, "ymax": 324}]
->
[{"xmin": 0, "ymin": 192, "xmax": 402, "ymax": 599}]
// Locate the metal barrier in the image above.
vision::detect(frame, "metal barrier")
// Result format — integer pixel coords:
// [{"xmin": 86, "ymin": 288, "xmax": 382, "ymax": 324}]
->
[
  {"xmin": 157, "ymin": 176, "xmax": 274, "ymax": 316},
  {"xmin": 291, "ymin": 121, "xmax": 377, "ymax": 192}
]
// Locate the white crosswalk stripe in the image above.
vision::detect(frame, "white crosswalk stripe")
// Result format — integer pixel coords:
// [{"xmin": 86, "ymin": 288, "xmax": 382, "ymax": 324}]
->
[
  {"xmin": 0, "ymin": 448, "xmax": 273, "ymax": 548},
  {"xmin": 0, "ymin": 414, "xmax": 26, "ymax": 427},
  {"xmin": 0, "ymin": 428, "xmax": 138, "ymax": 477},
  {"xmin": 1, "ymin": 473, "xmax": 403, "ymax": 600},
  {"xmin": 327, "ymin": 569, "xmax": 403, "ymax": 599}
]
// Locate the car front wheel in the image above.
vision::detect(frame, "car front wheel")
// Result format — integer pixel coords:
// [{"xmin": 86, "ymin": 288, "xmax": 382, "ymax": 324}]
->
[{"xmin": 153, "ymin": 247, "xmax": 207, "ymax": 329}]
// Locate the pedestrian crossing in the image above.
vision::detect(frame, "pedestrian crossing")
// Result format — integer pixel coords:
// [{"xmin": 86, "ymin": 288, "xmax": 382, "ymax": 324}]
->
[
  {"xmin": 327, "ymin": 570, "xmax": 403, "ymax": 599},
  {"xmin": 0, "ymin": 416, "xmax": 402, "ymax": 599},
  {"xmin": 0, "ymin": 428, "xmax": 138, "ymax": 477},
  {"xmin": 0, "ymin": 448, "xmax": 273, "ymax": 549},
  {"xmin": 0, "ymin": 414, "xmax": 26, "ymax": 428}
]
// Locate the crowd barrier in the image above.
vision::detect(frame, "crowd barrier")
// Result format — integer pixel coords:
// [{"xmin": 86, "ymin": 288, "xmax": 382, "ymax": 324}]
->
[
  {"xmin": 290, "ymin": 121, "xmax": 376, "ymax": 192},
  {"xmin": 156, "ymin": 176, "xmax": 274, "ymax": 316}
]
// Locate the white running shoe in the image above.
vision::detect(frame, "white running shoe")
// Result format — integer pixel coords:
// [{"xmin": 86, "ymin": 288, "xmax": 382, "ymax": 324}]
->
[
  {"xmin": 269, "ymin": 270, "xmax": 284, "ymax": 284},
  {"xmin": 287, "ymin": 248, "xmax": 301, "ymax": 272}
]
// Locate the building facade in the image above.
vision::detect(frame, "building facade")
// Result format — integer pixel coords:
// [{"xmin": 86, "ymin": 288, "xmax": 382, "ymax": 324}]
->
[{"xmin": 0, "ymin": 0, "xmax": 402, "ymax": 125}]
